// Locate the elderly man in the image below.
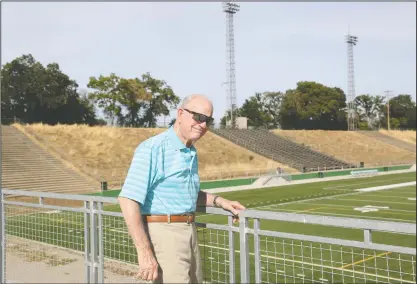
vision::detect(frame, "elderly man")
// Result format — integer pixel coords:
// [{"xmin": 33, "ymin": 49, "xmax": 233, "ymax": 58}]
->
[{"xmin": 118, "ymin": 94, "xmax": 246, "ymax": 283}]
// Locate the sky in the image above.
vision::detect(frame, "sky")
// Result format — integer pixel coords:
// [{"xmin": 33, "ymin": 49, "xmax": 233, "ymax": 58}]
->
[{"xmin": 2, "ymin": 2, "xmax": 416, "ymax": 126}]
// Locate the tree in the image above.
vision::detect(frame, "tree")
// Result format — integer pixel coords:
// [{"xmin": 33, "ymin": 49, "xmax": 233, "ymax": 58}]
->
[
  {"xmin": 239, "ymin": 93, "xmax": 272, "ymax": 128},
  {"xmin": 381, "ymin": 94, "xmax": 416, "ymax": 129},
  {"xmin": 1, "ymin": 54, "xmax": 98, "ymax": 125},
  {"xmin": 262, "ymin": 91, "xmax": 284, "ymax": 128},
  {"xmin": 137, "ymin": 73, "xmax": 180, "ymax": 128},
  {"xmin": 87, "ymin": 72, "xmax": 180, "ymax": 128},
  {"xmin": 279, "ymin": 81, "xmax": 347, "ymax": 130},
  {"xmin": 355, "ymin": 94, "xmax": 386, "ymax": 129},
  {"xmin": 87, "ymin": 73, "xmax": 122, "ymax": 126}
]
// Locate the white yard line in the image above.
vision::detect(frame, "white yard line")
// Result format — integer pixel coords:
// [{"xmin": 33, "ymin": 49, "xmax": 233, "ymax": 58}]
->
[
  {"xmin": 262, "ymin": 207, "xmax": 415, "ymax": 223},
  {"xmin": 335, "ymin": 198, "xmax": 415, "ymax": 206},
  {"xmin": 265, "ymin": 203, "xmax": 416, "ymax": 213},
  {"xmin": 323, "ymin": 177, "xmax": 415, "ymax": 190},
  {"xmin": 354, "ymin": 181, "xmax": 416, "ymax": 192}
]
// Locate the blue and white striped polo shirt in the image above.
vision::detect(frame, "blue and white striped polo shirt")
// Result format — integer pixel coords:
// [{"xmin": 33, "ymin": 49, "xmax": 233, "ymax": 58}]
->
[{"xmin": 118, "ymin": 126, "xmax": 200, "ymax": 215}]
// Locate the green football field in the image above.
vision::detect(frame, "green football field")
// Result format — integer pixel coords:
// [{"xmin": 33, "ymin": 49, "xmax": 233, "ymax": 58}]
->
[{"xmin": 4, "ymin": 172, "xmax": 416, "ymax": 283}]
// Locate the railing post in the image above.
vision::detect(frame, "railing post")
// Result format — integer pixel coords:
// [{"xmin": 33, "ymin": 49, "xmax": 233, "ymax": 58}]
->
[
  {"xmin": 364, "ymin": 229, "xmax": 372, "ymax": 244},
  {"xmin": 0, "ymin": 190, "xmax": 5, "ymax": 284},
  {"xmin": 239, "ymin": 216, "xmax": 250, "ymax": 283},
  {"xmin": 254, "ymin": 218, "xmax": 261, "ymax": 284},
  {"xmin": 84, "ymin": 201, "xmax": 91, "ymax": 283},
  {"xmin": 228, "ymin": 216, "xmax": 236, "ymax": 284},
  {"xmin": 97, "ymin": 202, "xmax": 104, "ymax": 283},
  {"xmin": 90, "ymin": 201, "xmax": 98, "ymax": 283}
]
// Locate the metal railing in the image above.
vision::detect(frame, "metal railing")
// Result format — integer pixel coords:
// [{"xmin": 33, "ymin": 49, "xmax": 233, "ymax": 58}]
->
[{"xmin": 1, "ymin": 189, "xmax": 415, "ymax": 283}]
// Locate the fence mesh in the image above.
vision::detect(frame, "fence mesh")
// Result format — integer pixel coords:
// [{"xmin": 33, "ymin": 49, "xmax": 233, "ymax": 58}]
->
[
  {"xmin": 1, "ymin": 200, "xmax": 415, "ymax": 284},
  {"xmin": 259, "ymin": 236, "xmax": 416, "ymax": 284},
  {"xmin": 198, "ymin": 227, "xmax": 232, "ymax": 283},
  {"xmin": 4, "ymin": 204, "xmax": 85, "ymax": 283}
]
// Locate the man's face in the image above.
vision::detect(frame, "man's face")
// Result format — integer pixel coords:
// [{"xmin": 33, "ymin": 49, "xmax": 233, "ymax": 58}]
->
[{"xmin": 177, "ymin": 97, "xmax": 213, "ymax": 143}]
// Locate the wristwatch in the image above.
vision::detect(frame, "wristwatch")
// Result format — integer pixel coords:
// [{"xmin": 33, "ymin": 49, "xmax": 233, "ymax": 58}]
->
[{"xmin": 213, "ymin": 196, "xmax": 220, "ymax": 207}]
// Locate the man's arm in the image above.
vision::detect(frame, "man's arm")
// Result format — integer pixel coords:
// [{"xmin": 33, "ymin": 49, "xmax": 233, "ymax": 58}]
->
[
  {"xmin": 118, "ymin": 197, "xmax": 152, "ymax": 250},
  {"xmin": 197, "ymin": 190, "xmax": 216, "ymax": 207},
  {"xmin": 197, "ymin": 191, "xmax": 246, "ymax": 222},
  {"xmin": 118, "ymin": 196, "xmax": 158, "ymax": 281}
]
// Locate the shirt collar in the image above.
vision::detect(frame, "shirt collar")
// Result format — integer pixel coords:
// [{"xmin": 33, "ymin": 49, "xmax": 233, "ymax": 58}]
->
[
  {"xmin": 167, "ymin": 127, "xmax": 197, "ymax": 152},
  {"xmin": 167, "ymin": 126, "xmax": 188, "ymax": 150}
]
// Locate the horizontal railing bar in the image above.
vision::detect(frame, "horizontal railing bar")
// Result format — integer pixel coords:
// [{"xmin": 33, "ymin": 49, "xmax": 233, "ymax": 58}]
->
[
  {"xmin": 196, "ymin": 222, "xmax": 239, "ymax": 232},
  {"xmin": 2, "ymin": 189, "xmax": 118, "ymax": 204},
  {"xmin": 3, "ymin": 200, "xmax": 88, "ymax": 213},
  {"xmin": 99, "ymin": 210, "xmax": 123, "ymax": 218},
  {"xmin": 243, "ymin": 210, "xmax": 416, "ymax": 234},
  {"xmin": 196, "ymin": 206, "xmax": 234, "ymax": 216},
  {"xmin": 252, "ymin": 228, "xmax": 417, "ymax": 255}
]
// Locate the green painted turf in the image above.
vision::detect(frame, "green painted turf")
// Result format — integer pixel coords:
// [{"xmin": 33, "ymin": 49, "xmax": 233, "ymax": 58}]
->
[{"xmin": 4, "ymin": 172, "xmax": 416, "ymax": 283}]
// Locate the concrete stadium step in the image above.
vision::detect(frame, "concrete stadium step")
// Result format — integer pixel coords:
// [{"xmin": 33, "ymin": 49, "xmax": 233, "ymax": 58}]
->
[
  {"xmin": 358, "ymin": 131, "xmax": 416, "ymax": 153},
  {"xmin": 212, "ymin": 129, "xmax": 354, "ymax": 172},
  {"xmin": 1, "ymin": 125, "xmax": 98, "ymax": 194}
]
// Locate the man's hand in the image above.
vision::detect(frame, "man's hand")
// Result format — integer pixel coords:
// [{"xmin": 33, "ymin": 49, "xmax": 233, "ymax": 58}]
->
[
  {"xmin": 217, "ymin": 197, "xmax": 246, "ymax": 223},
  {"xmin": 137, "ymin": 246, "xmax": 159, "ymax": 282}
]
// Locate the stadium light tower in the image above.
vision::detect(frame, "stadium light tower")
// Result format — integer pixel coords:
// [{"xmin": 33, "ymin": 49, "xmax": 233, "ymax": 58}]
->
[
  {"xmin": 345, "ymin": 33, "xmax": 358, "ymax": 131},
  {"xmin": 223, "ymin": 2, "xmax": 239, "ymax": 128}
]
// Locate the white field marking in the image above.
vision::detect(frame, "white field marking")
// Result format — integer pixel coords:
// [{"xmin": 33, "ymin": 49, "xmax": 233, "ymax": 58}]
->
[
  {"xmin": 408, "ymin": 198, "xmax": 416, "ymax": 201},
  {"xmin": 263, "ymin": 207, "xmax": 415, "ymax": 223},
  {"xmin": 335, "ymin": 198, "xmax": 415, "ymax": 206},
  {"xmin": 269, "ymin": 202, "xmax": 416, "ymax": 213},
  {"xmin": 323, "ymin": 177, "xmax": 415, "ymax": 190},
  {"xmin": 256, "ymin": 181, "xmax": 417, "ymax": 211},
  {"xmin": 199, "ymin": 244, "xmax": 414, "ymax": 283},
  {"xmin": 355, "ymin": 181, "xmax": 416, "ymax": 192},
  {"xmin": 351, "ymin": 194, "xmax": 417, "ymax": 200},
  {"xmin": 43, "ymin": 210, "xmax": 62, "ymax": 214}
]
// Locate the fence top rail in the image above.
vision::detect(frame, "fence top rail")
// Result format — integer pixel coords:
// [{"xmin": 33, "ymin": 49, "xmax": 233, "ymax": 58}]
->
[
  {"xmin": 1, "ymin": 188, "xmax": 118, "ymax": 204},
  {"xmin": 241, "ymin": 209, "xmax": 416, "ymax": 234}
]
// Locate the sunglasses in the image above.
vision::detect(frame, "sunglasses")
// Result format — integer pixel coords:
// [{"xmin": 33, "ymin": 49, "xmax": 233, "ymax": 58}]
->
[{"xmin": 183, "ymin": 108, "xmax": 214, "ymax": 125}]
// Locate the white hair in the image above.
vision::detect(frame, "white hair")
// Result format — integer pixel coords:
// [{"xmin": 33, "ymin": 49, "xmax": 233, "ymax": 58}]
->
[{"xmin": 179, "ymin": 94, "xmax": 213, "ymax": 110}]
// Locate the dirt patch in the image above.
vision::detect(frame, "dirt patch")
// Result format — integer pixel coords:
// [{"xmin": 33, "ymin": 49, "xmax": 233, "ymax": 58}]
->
[{"xmin": 5, "ymin": 236, "xmax": 140, "ymax": 283}]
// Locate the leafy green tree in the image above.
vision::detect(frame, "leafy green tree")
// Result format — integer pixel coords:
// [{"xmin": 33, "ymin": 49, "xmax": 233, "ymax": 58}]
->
[
  {"xmin": 239, "ymin": 93, "xmax": 272, "ymax": 128},
  {"xmin": 355, "ymin": 94, "xmax": 386, "ymax": 129},
  {"xmin": 1, "ymin": 54, "xmax": 98, "ymax": 125},
  {"xmin": 279, "ymin": 81, "xmax": 347, "ymax": 130},
  {"xmin": 87, "ymin": 73, "xmax": 122, "ymax": 126},
  {"xmin": 87, "ymin": 72, "xmax": 179, "ymax": 128},
  {"xmin": 381, "ymin": 94, "xmax": 416, "ymax": 129},
  {"xmin": 137, "ymin": 73, "xmax": 180, "ymax": 127}
]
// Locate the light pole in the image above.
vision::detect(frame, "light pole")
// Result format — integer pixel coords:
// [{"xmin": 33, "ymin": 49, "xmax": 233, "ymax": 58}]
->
[{"xmin": 385, "ymin": 90, "xmax": 393, "ymax": 131}]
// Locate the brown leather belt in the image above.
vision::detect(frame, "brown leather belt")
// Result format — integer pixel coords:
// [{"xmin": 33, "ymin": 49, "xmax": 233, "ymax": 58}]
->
[{"xmin": 143, "ymin": 214, "xmax": 195, "ymax": 224}]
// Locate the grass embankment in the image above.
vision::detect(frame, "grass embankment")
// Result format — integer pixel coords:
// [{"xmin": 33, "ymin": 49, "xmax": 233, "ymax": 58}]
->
[
  {"xmin": 16, "ymin": 124, "xmax": 297, "ymax": 186},
  {"xmin": 379, "ymin": 129, "xmax": 416, "ymax": 145},
  {"xmin": 273, "ymin": 130, "xmax": 416, "ymax": 166}
]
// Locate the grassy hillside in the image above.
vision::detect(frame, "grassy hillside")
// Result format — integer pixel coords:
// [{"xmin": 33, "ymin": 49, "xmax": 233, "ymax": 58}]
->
[
  {"xmin": 273, "ymin": 130, "xmax": 416, "ymax": 166},
  {"xmin": 379, "ymin": 129, "xmax": 416, "ymax": 145},
  {"xmin": 15, "ymin": 124, "xmax": 297, "ymax": 186}
]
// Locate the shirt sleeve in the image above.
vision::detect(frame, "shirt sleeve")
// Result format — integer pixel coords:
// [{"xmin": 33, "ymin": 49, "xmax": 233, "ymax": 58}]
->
[{"xmin": 118, "ymin": 141, "xmax": 159, "ymax": 205}]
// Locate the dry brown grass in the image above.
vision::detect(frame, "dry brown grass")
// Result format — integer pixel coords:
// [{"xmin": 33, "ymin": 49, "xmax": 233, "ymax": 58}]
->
[
  {"xmin": 18, "ymin": 123, "xmax": 297, "ymax": 183},
  {"xmin": 379, "ymin": 130, "xmax": 416, "ymax": 145},
  {"xmin": 273, "ymin": 130, "xmax": 416, "ymax": 166}
]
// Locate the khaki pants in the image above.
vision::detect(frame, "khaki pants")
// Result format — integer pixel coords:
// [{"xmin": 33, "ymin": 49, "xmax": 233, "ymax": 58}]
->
[{"xmin": 144, "ymin": 222, "xmax": 203, "ymax": 283}]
